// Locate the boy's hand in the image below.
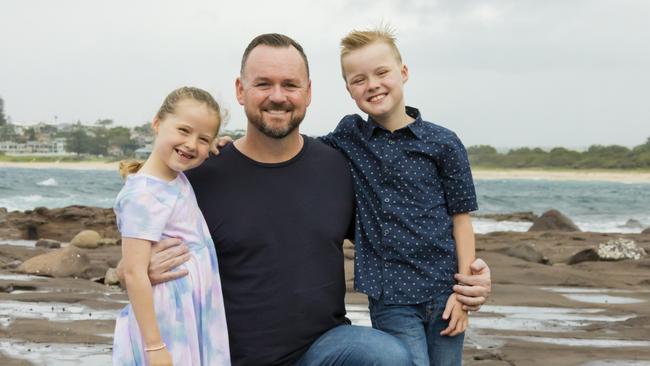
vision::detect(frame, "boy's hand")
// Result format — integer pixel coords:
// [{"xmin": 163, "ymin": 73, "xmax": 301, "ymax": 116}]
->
[
  {"xmin": 147, "ymin": 347, "xmax": 173, "ymax": 366},
  {"xmin": 210, "ymin": 135, "xmax": 234, "ymax": 155},
  {"xmin": 440, "ymin": 293, "xmax": 468, "ymax": 337}
]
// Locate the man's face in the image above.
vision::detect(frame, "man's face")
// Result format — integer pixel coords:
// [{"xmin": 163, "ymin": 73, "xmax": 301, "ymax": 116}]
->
[{"xmin": 236, "ymin": 45, "xmax": 311, "ymax": 139}]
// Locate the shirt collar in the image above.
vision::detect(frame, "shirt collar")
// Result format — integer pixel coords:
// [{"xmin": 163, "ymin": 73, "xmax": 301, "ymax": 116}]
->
[{"xmin": 362, "ymin": 106, "xmax": 425, "ymax": 140}]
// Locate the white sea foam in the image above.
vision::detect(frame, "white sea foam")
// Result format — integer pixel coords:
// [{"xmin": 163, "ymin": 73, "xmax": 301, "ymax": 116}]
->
[{"xmin": 36, "ymin": 178, "xmax": 58, "ymax": 186}]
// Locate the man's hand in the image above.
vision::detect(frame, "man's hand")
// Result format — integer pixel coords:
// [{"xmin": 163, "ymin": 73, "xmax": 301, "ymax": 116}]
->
[
  {"xmin": 117, "ymin": 237, "xmax": 191, "ymax": 286},
  {"xmin": 453, "ymin": 258, "xmax": 492, "ymax": 312},
  {"xmin": 210, "ymin": 135, "xmax": 234, "ymax": 155}
]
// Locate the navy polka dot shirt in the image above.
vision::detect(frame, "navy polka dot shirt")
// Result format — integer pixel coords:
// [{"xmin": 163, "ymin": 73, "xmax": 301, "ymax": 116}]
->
[{"xmin": 321, "ymin": 106, "xmax": 478, "ymax": 305}]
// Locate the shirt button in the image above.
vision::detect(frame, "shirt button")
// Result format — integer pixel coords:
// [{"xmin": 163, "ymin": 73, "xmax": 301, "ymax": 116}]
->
[
  {"xmin": 384, "ymin": 198, "xmax": 390, "ymax": 203},
  {"xmin": 388, "ymin": 140, "xmax": 395, "ymax": 145},
  {"xmin": 384, "ymin": 263, "xmax": 390, "ymax": 268},
  {"xmin": 384, "ymin": 230, "xmax": 390, "ymax": 236}
]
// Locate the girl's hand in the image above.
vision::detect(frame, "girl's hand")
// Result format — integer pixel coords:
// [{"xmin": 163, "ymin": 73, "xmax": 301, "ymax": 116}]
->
[
  {"xmin": 147, "ymin": 348, "xmax": 173, "ymax": 366},
  {"xmin": 440, "ymin": 293, "xmax": 468, "ymax": 337}
]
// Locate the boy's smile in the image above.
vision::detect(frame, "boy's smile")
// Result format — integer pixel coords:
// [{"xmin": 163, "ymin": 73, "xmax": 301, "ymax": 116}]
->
[{"xmin": 342, "ymin": 41, "xmax": 409, "ymax": 128}]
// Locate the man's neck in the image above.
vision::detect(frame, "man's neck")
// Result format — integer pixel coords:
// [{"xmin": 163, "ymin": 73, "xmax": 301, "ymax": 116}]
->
[{"xmin": 234, "ymin": 126, "xmax": 304, "ymax": 164}]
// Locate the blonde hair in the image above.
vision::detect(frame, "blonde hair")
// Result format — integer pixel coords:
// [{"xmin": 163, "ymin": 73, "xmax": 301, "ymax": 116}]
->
[
  {"xmin": 340, "ymin": 25, "xmax": 402, "ymax": 80},
  {"xmin": 119, "ymin": 86, "xmax": 223, "ymax": 178}
]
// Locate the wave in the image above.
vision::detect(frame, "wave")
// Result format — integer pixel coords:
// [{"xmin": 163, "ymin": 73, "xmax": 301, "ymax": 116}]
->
[{"xmin": 36, "ymin": 178, "xmax": 58, "ymax": 186}]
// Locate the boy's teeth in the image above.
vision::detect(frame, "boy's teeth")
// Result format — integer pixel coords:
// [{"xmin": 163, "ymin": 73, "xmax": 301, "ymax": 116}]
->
[{"xmin": 370, "ymin": 94, "xmax": 386, "ymax": 102}]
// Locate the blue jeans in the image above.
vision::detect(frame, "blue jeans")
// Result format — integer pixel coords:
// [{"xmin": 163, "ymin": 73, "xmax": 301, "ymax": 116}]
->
[
  {"xmin": 368, "ymin": 290, "xmax": 464, "ymax": 366},
  {"xmin": 296, "ymin": 324, "xmax": 412, "ymax": 366}
]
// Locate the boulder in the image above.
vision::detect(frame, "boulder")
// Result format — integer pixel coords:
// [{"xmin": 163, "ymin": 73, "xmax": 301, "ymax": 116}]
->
[
  {"xmin": 17, "ymin": 246, "xmax": 91, "ymax": 278},
  {"xmin": 104, "ymin": 268, "xmax": 120, "ymax": 286},
  {"xmin": 597, "ymin": 238, "xmax": 646, "ymax": 261},
  {"xmin": 500, "ymin": 243, "xmax": 550, "ymax": 264},
  {"xmin": 1, "ymin": 260, "xmax": 22, "ymax": 270},
  {"xmin": 568, "ymin": 248, "xmax": 600, "ymax": 265},
  {"xmin": 473, "ymin": 211, "xmax": 538, "ymax": 222},
  {"xmin": 619, "ymin": 219, "xmax": 643, "ymax": 229},
  {"xmin": 528, "ymin": 210, "xmax": 580, "ymax": 232},
  {"xmin": 98, "ymin": 238, "xmax": 121, "ymax": 246},
  {"xmin": 35, "ymin": 239, "xmax": 61, "ymax": 249},
  {"xmin": 568, "ymin": 238, "xmax": 646, "ymax": 265},
  {"xmin": 71, "ymin": 230, "xmax": 102, "ymax": 249},
  {"xmin": 642, "ymin": 227, "xmax": 650, "ymax": 235},
  {"xmin": 0, "ymin": 205, "xmax": 118, "ymax": 242}
]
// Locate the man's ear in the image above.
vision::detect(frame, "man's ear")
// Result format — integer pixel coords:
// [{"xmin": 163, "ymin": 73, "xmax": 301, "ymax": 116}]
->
[{"xmin": 235, "ymin": 77, "xmax": 245, "ymax": 106}]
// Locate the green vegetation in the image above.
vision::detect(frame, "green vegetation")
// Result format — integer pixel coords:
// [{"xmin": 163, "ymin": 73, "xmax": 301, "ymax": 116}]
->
[
  {"xmin": 0, "ymin": 96, "xmax": 7, "ymax": 126},
  {"xmin": 0, "ymin": 154, "xmax": 113, "ymax": 162},
  {"xmin": 468, "ymin": 137, "xmax": 650, "ymax": 170}
]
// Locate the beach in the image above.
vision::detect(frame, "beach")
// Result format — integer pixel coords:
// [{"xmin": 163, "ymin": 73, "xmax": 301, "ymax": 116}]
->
[
  {"xmin": 2, "ymin": 161, "xmax": 649, "ymax": 183},
  {"xmin": 1, "ymin": 230, "xmax": 649, "ymax": 365}
]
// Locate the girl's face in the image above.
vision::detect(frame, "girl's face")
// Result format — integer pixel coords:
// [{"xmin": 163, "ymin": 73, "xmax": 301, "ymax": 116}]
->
[{"xmin": 151, "ymin": 99, "xmax": 219, "ymax": 179}]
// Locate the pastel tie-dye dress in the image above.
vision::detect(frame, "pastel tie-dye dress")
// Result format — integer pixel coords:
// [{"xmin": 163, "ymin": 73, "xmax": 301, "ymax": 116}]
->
[{"xmin": 112, "ymin": 173, "xmax": 230, "ymax": 365}]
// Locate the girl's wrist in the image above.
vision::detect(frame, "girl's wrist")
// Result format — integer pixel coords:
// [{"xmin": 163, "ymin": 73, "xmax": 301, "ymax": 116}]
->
[{"xmin": 144, "ymin": 342, "xmax": 166, "ymax": 352}]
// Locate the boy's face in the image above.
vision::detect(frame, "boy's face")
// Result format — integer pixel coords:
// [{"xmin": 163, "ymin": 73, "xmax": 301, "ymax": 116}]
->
[{"xmin": 342, "ymin": 42, "xmax": 408, "ymax": 123}]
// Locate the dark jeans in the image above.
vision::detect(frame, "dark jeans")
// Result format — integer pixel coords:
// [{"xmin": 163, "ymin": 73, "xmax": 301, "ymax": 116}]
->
[
  {"xmin": 296, "ymin": 324, "xmax": 412, "ymax": 366},
  {"xmin": 368, "ymin": 290, "xmax": 464, "ymax": 366}
]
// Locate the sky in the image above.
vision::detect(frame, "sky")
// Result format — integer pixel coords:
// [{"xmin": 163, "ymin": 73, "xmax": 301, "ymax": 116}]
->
[{"xmin": 1, "ymin": 0, "xmax": 649, "ymax": 148}]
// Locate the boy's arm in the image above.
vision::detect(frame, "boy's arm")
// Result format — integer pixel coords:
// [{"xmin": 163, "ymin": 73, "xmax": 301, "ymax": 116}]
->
[{"xmin": 452, "ymin": 213, "xmax": 475, "ymax": 276}]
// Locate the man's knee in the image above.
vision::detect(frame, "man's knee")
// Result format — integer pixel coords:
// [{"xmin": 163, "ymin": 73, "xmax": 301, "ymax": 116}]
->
[{"xmin": 346, "ymin": 327, "xmax": 411, "ymax": 365}]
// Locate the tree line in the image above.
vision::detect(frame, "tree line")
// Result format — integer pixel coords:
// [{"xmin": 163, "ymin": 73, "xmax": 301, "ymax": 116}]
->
[{"xmin": 468, "ymin": 138, "xmax": 650, "ymax": 169}]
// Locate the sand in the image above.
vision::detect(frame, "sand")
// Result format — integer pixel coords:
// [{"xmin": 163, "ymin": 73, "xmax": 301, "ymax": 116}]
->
[{"xmin": 3, "ymin": 161, "xmax": 649, "ymax": 183}]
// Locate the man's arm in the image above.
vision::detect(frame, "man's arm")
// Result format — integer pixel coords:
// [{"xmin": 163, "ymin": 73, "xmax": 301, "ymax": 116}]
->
[
  {"xmin": 453, "ymin": 258, "xmax": 492, "ymax": 311},
  {"xmin": 116, "ymin": 237, "xmax": 191, "ymax": 286}
]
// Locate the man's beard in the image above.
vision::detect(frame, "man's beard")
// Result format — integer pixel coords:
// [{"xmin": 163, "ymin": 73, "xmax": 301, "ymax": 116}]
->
[{"xmin": 247, "ymin": 102, "xmax": 305, "ymax": 139}]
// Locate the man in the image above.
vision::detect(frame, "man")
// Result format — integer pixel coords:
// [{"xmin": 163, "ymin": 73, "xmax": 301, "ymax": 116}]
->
[{"xmin": 124, "ymin": 33, "xmax": 491, "ymax": 365}]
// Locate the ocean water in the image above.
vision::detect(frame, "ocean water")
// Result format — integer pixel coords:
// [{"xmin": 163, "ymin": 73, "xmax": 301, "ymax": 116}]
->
[{"xmin": 1, "ymin": 167, "xmax": 649, "ymax": 233}]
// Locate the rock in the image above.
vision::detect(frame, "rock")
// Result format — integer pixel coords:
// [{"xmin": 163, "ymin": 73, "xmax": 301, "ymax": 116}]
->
[
  {"xmin": 104, "ymin": 268, "xmax": 120, "ymax": 286},
  {"xmin": 17, "ymin": 246, "xmax": 91, "ymax": 278},
  {"xmin": 642, "ymin": 227, "xmax": 650, "ymax": 235},
  {"xmin": 1, "ymin": 259, "xmax": 22, "ymax": 269},
  {"xmin": 619, "ymin": 219, "xmax": 643, "ymax": 229},
  {"xmin": 528, "ymin": 210, "xmax": 580, "ymax": 232},
  {"xmin": 568, "ymin": 238, "xmax": 646, "ymax": 264},
  {"xmin": 568, "ymin": 248, "xmax": 600, "ymax": 265},
  {"xmin": 597, "ymin": 238, "xmax": 646, "ymax": 261},
  {"xmin": 98, "ymin": 238, "xmax": 121, "ymax": 246},
  {"xmin": 500, "ymin": 243, "xmax": 550, "ymax": 264},
  {"xmin": 473, "ymin": 212, "xmax": 538, "ymax": 222},
  {"xmin": 35, "ymin": 239, "xmax": 61, "ymax": 249},
  {"xmin": 71, "ymin": 230, "xmax": 102, "ymax": 249},
  {"xmin": 0, "ymin": 207, "xmax": 7, "ymax": 223},
  {"xmin": 0, "ymin": 205, "xmax": 118, "ymax": 242}
]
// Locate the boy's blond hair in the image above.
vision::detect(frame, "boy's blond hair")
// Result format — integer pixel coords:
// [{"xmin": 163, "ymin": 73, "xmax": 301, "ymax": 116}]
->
[{"xmin": 340, "ymin": 25, "xmax": 402, "ymax": 79}]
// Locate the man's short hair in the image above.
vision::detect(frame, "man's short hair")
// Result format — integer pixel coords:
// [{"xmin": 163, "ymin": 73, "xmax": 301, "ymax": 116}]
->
[
  {"xmin": 240, "ymin": 33, "xmax": 310, "ymax": 77},
  {"xmin": 340, "ymin": 25, "xmax": 403, "ymax": 79}
]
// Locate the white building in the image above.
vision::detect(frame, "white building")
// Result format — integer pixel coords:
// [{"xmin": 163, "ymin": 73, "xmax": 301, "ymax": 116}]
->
[{"xmin": 0, "ymin": 138, "xmax": 72, "ymax": 156}]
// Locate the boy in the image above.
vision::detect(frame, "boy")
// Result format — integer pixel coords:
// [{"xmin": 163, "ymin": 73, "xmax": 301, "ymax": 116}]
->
[{"xmin": 321, "ymin": 26, "xmax": 478, "ymax": 366}]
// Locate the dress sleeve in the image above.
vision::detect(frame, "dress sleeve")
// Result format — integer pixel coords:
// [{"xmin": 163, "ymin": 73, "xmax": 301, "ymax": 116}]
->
[
  {"xmin": 437, "ymin": 134, "xmax": 479, "ymax": 215},
  {"xmin": 115, "ymin": 190, "xmax": 175, "ymax": 242}
]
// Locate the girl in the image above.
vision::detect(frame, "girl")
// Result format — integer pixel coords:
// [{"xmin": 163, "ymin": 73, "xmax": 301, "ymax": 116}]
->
[{"xmin": 113, "ymin": 87, "xmax": 230, "ymax": 365}]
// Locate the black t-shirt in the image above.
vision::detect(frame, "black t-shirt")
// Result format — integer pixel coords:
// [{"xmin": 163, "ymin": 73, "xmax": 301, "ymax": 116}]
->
[{"xmin": 186, "ymin": 136, "xmax": 354, "ymax": 366}]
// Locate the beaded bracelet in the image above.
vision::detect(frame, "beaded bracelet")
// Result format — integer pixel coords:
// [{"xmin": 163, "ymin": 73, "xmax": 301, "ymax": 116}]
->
[{"xmin": 145, "ymin": 343, "xmax": 167, "ymax": 352}]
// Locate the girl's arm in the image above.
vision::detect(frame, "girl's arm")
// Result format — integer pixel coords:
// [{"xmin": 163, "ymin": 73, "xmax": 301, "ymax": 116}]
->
[
  {"xmin": 452, "ymin": 213, "xmax": 475, "ymax": 276},
  {"xmin": 121, "ymin": 237, "xmax": 165, "ymax": 348}
]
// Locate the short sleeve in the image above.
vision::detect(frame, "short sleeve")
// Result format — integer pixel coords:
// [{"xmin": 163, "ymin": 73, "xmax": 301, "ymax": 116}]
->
[
  {"xmin": 437, "ymin": 134, "xmax": 479, "ymax": 215},
  {"xmin": 114, "ymin": 190, "xmax": 175, "ymax": 242}
]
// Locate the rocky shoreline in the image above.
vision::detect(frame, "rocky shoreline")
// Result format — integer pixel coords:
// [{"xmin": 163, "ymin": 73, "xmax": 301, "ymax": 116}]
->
[{"xmin": 1, "ymin": 206, "xmax": 650, "ymax": 365}]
